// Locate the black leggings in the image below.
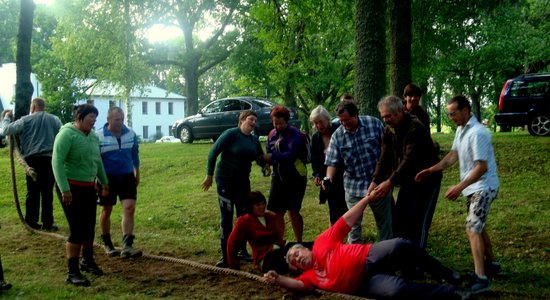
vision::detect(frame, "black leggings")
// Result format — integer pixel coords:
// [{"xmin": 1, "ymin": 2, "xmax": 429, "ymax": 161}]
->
[{"xmin": 59, "ymin": 184, "xmax": 97, "ymax": 244}]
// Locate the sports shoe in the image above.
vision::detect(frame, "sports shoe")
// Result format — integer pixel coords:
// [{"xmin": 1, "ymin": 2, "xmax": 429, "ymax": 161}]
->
[
  {"xmin": 104, "ymin": 244, "xmax": 120, "ymax": 257},
  {"xmin": 66, "ymin": 273, "xmax": 91, "ymax": 287},
  {"xmin": 41, "ymin": 224, "xmax": 59, "ymax": 232},
  {"xmin": 454, "ymin": 288, "xmax": 472, "ymax": 300},
  {"xmin": 215, "ymin": 257, "xmax": 227, "ymax": 268},
  {"xmin": 0, "ymin": 280, "xmax": 12, "ymax": 290},
  {"xmin": 237, "ymin": 249, "xmax": 253, "ymax": 262},
  {"xmin": 470, "ymin": 275, "xmax": 490, "ymax": 294},
  {"xmin": 485, "ymin": 260, "xmax": 503, "ymax": 277},
  {"xmin": 79, "ymin": 259, "xmax": 103, "ymax": 276},
  {"xmin": 120, "ymin": 246, "xmax": 142, "ymax": 259}
]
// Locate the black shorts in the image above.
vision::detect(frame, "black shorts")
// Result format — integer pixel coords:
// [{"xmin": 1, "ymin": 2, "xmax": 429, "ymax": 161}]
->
[
  {"xmin": 267, "ymin": 173, "xmax": 307, "ymax": 212},
  {"xmin": 97, "ymin": 173, "xmax": 137, "ymax": 206}
]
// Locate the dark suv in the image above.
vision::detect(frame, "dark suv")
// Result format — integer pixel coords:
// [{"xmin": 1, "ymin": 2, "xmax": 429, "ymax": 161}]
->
[
  {"xmin": 494, "ymin": 73, "xmax": 550, "ymax": 136},
  {"xmin": 172, "ymin": 96, "xmax": 301, "ymax": 143}
]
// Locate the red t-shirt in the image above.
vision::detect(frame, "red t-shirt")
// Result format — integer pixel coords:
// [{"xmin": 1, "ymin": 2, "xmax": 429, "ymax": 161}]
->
[
  {"xmin": 295, "ymin": 218, "xmax": 371, "ymax": 294},
  {"xmin": 227, "ymin": 212, "xmax": 284, "ymax": 269}
]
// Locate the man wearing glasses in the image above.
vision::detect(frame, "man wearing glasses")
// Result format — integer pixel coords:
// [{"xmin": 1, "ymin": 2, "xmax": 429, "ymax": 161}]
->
[{"xmin": 416, "ymin": 95, "xmax": 501, "ymax": 294}]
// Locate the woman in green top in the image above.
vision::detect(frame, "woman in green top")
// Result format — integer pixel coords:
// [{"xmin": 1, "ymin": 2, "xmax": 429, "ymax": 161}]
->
[
  {"xmin": 52, "ymin": 104, "xmax": 109, "ymax": 287},
  {"xmin": 201, "ymin": 110, "xmax": 269, "ymax": 268}
]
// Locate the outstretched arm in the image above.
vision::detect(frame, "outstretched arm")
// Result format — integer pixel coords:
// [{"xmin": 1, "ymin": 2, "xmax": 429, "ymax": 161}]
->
[
  {"xmin": 264, "ymin": 270, "xmax": 308, "ymax": 291},
  {"xmin": 342, "ymin": 191, "xmax": 376, "ymax": 228},
  {"xmin": 416, "ymin": 150, "xmax": 458, "ymax": 182}
]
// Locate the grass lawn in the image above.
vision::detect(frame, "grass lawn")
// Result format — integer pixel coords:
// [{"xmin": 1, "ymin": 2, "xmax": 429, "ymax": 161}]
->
[{"xmin": 0, "ymin": 130, "xmax": 549, "ymax": 299}]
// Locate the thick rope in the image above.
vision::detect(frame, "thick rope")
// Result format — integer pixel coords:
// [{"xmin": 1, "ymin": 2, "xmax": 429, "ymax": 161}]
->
[{"xmin": 6, "ymin": 136, "xmax": 368, "ymax": 300}]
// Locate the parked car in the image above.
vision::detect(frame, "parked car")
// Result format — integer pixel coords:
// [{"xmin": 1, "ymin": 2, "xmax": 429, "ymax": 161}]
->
[
  {"xmin": 155, "ymin": 136, "xmax": 180, "ymax": 143},
  {"xmin": 172, "ymin": 97, "xmax": 301, "ymax": 143},
  {"xmin": 494, "ymin": 73, "xmax": 550, "ymax": 136}
]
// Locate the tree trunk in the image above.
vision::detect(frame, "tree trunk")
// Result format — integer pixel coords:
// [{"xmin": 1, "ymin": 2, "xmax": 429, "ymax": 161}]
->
[
  {"xmin": 15, "ymin": 0, "xmax": 35, "ymax": 120},
  {"xmin": 355, "ymin": 0, "xmax": 386, "ymax": 116},
  {"xmin": 185, "ymin": 66, "xmax": 198, "ymax": 117},
  {"xmin": 389, "ymin": 0, "xmax": 411, "ymax": 97},
  {"xmin": 124, "ymin": 0, "xmax": 133, "ymax": 127}
]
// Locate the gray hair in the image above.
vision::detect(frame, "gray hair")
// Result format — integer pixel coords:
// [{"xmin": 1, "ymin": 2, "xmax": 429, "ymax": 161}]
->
[
  {"xmin": 378, "ymin": 95, "xmax": 404, "ymax": 115},
  {"xmin": 309, "ymin": 105, "xmax": 331, "ymax": 123},
  {"xmin": 285, "ymin": 243, "xmax": 307, "ymax": 264}
]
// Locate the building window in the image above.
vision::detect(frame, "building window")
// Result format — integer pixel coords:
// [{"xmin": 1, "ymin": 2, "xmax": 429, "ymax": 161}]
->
[
  {"xmin": 87, "ymin": 99, "xmax": 94, "ymax": 105},
  {"xmin": 168, "ymin": 125, "xmax": 172, "ymax": 135},
  {"xmin": 109, "ymin": 100, "xmax": 115, "ymax": 108},
  {"xmin": 168, "ymin": 102, "xmax": 174, "ymax": 115},
  {"xmin": 156, "ymin": 102, "xmax": 161, "ymax": 114},
  {"xmin": 142, "ymin": 102, "xmax": 148, "ymax": 115},
  {"xmin": 143, "ymin": 126, "xmax": 148, "ymax": 139},
  {"xmin": 156, "ymin": 125, "xmax": 162, "ymax": 137}
]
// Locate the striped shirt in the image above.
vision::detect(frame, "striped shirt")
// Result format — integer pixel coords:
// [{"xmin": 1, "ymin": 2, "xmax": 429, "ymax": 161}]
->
[{"xmin": 325, "ymin": 115, "xmax": 384, "ymax": 197}]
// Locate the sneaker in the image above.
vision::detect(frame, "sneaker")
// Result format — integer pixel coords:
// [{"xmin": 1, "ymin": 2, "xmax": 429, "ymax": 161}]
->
[
  {"xmin": 27, "ymin": 222, "xmax": 42, "ymax": 230},
  {"xmin": 41, "ymin": 224, "xmax": 59, "ymax": 232},
  {"xmin": 66, "ymin": 273, "xmax": 91, "ymax": 287},
  {"xmin": 79, "ymin": 260, "xmax": 104, "ymax": 276},
  {"xmin": 215, "ymin": 257, "xmax": 227, "ymax": 268},
  {"xmin": 485, "ymin": 260, "xmax": 503, "ymax": 277},
  {"xmin": 104, "ymin": 244, "xmax": 120, "ymax": 257},
  {"xmin": 454, "ymin": 288, "xmax": 472, "ymax": 300},
  {"xmin": 470, "ymin": 275, "xmax": 490, "ymax": 294},
  {"xmin": 120, "ymin": 246, "xmax": 142, "ymax": 259},
  {"xmin": 0, "ymin": 280, "xmax": 12, "ymax": 290},
  {"xmin": 237, "ymin": 249, "xmax": 253, "ymax": 262}
]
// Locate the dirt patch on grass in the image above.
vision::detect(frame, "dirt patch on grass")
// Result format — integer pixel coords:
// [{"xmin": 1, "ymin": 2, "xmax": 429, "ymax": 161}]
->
[{"xmin": 3, "ymin": 229, "xmax": 334, "ymax": 299}]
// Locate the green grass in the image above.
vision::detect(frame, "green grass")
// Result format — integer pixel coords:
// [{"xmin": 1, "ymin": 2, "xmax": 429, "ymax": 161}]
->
[{"xmin": 0, "ymin": 131, "xmax": 549, "ymax": 299}]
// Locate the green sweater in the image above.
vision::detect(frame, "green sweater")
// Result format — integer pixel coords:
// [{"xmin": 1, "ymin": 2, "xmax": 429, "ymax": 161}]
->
[
  {"xmin": 207, "ymin": 127, "xmax": 264, "ymax": 178},
  {"xmin": 52, "ymin": 123, "xmax": 108, "ymax": 192}
]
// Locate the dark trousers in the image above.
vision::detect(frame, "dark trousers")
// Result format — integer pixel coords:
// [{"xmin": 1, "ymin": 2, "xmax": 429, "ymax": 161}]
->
[
  {"xmin": 360, "ymin": 238, "xmax": 458, "ymax": 299},
  {"xmin": 25, "ymin": 156, "xmax": 56, "ymax": 228},
  {"xmin": 217, "ymin": 176, "xmax": 250, "ymax": 257},
  {"xmin": 393, "ymin": 173, "xmax": 442, "ymax": 249},
  {"xmin": 59, "ymin": 184, "xmax": 97, "ymax": 244}
]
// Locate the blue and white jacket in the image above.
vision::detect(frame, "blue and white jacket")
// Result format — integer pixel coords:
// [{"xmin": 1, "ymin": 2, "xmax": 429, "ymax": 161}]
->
[{"xmin": 96, "ymin": 123, "xmax": 140, "ymax": 176}]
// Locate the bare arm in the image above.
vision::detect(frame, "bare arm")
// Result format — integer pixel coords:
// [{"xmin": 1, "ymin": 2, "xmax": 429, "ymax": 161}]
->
[
  {"xmin": 415, "ymin": 150, "xmax": 458, "ymax": 182},
  {"xmin": 322, "ymin": 166, "xmax": 338, "ymax": 190},
  {"xmin": 263, "ymin": 270, "xmax": 308, "ymax": 291},
  {"xmin": 342, "ymin": 192, "xmax": 375, "ymax": 228},
  {"xmin": 444, "ymin": 160, "xmax": 488, "ymax": 200}
]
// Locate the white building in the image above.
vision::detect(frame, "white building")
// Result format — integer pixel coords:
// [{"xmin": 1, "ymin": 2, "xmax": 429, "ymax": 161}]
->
[{"xmin": 0, "ymin": 63, "xmax": 186, "ymax": 141}]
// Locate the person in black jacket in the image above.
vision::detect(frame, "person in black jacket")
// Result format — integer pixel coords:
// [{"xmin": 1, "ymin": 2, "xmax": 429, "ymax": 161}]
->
[{"xmin": 309, "ymin": 105, "xmax": 347, "ymax": 225}]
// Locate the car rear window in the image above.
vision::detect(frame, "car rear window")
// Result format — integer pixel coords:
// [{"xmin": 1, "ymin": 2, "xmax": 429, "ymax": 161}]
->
[
  {"xmin": 509, "ymin": 79, "xmax": 550, "ymax": 97},
  {"xmin": 253, "ymin": 99, "xmax": 274, "ymax": 108}
]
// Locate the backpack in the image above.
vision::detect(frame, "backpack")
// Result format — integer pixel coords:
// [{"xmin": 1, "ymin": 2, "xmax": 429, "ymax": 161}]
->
[{"xmin": 267, "ymin": 127, "xmax": 311, "ymax": 164}]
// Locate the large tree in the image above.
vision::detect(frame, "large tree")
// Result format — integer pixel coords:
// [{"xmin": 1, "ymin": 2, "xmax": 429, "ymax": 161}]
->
[
  {"xmin": 14, "ymin": 0, "xmax": 35, "ymax": 119},
  {"xmin": 389, "ymin": 0, "xmax": 412, "ymax": 97},
  {"xmin": 355, "ymin": 0, "xmax": 386, "ymax": 116},
  {"xmin": 149, "ymin": 0, "xmax": 244, "ymax": 116}
]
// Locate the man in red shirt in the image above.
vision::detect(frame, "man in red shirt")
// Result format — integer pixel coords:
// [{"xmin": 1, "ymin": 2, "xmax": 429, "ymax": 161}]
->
[{"xmin": 264, "ymin": 192, "xmax": 471, "ymax": 299}]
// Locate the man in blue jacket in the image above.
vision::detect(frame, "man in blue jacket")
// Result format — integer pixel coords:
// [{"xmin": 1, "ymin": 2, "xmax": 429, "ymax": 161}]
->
[{"xmin": 96, "ymin": 107, "xmax": 142, "ymax": 259}]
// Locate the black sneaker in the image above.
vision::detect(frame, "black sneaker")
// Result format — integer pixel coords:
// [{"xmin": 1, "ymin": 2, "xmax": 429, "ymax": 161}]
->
[
  {"xmin": 0, "ymin": 280, "xmax": 12, "ymax": 290},
  {"xmin": 215, "ymin": 257, "xmax": 227, "ymax": 268},
  {"xmin": 27, "ymin": 222, "xmax": 42, "ymax": 230},
  {"xmin": 470, "ymin": 275, "xmax": 490, "ymax": 294},
  {"xmin": 237, "ymin": 249, "xmax": 253, "ymax": 262},
  {"xmin": 103, "ymin": 244, "xmax": 120, "ymax": 257},
  {"xmin": 485, "ymin": 260, "xmax": 503, "ymax": 277},
  {"xmin": 66, "ymin": 273, "xmax": 91, "ymax": 287},
  {"xmin": 454, "ymin": 288, "xmax": 472, "ymax": 300},
  {"xmin": 80, "ymin": 260, "xmax": 104, "ymax": 276},
  {"xmin": 41, "ymin": 224, "xmax": 59, "ymax": 232}
]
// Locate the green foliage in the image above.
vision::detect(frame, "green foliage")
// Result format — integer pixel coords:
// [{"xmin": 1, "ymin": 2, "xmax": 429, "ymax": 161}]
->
[{"xmin": 0, "ymin": 0, "xmax": 18, "ymax": 64}]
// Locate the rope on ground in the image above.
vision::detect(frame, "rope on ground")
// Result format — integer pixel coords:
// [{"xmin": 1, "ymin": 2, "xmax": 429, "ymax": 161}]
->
[{"xmin": 7, "ymin": 135, "xmax": 369, "ymax": 300}]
